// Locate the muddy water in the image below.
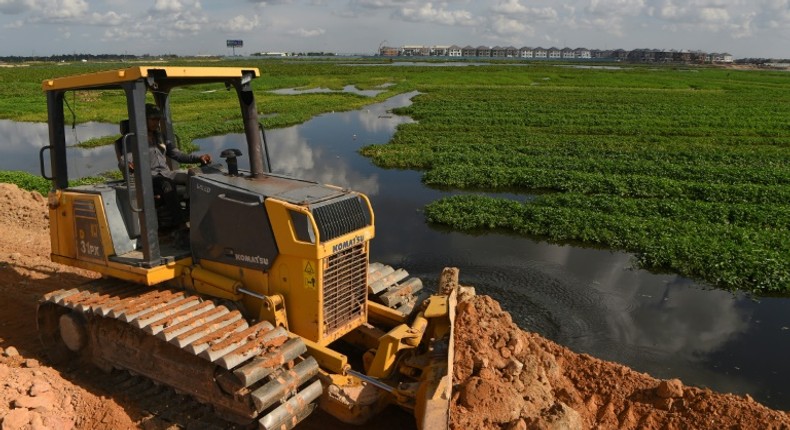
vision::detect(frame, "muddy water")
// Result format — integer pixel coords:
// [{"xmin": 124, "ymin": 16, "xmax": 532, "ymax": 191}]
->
[{"xmin": 3, "ymin": 93, "xmax": 789, "ymax": 410}]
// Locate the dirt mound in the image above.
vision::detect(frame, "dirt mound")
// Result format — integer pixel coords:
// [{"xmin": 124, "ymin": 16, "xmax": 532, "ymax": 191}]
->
[
  {"xmin": 0, "ymin": 349, "xmax": 135, "ymax": 430},
  {"xmin": 0, "ymin": 183, "xmax": 49, "ymax": 231},
  {"xmin": 452, "ymin": 293, "xmax": 790, "ymax": 429},
  {"xmin": 0, "ymin": 181, "xmax": 788, "ymax": 430}
]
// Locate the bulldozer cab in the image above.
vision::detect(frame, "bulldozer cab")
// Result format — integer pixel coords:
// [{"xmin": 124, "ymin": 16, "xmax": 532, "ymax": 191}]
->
[{"xmin": 42, "ymin": 66, "xmax": 265, "ymax": 271}]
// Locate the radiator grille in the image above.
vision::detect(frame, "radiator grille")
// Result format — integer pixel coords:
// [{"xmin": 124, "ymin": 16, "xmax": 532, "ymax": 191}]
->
[
  {"xmin": 312, "ymin": 197, "xmax": 369, "ymax": 242},
  {"xmin": 322, "ymin": 243, "xmax": 367, "ymax": 337}
]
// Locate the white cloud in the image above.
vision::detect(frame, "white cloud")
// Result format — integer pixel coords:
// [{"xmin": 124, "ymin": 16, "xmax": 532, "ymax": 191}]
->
[
  {"xmin": 143, "ymin": 1, "xmax": 207, "ymax": 39},
  {"xmin": 492, "ymin": 0, "xmax": 528, "ymax": 14},
  {"xmin": 36, "ymin": 0, "xmax": 89, "ymax": 21},
  {"xmin": 699, "ymin": 6, "xmax": 729, "ymax": 23},
  {"xmin": 2, "ymin": 18, "xmax": 22, "ymax": 27},
  {"xmin": 396, "ymin": 2, "xmax": 477, "ymax": 26},
  {"xmin": 753, "ymin": 0, "xmax": 790, "ymax": 30},
  {"xmin": 0, "ymin": 0, "xmax": 34, "ymax": 14},
  {"xmin": 491, "ymin": 1, "xmax": 558, "ymax": 20},
  {"xmin": 643, "ymin": 0, "xmax": 754, "ymax": 33},
  {"xmin": 528, "ymin": 6, "xmax": 560, "ymax": 21},
  {"xmin": 489, "ymin": 15, "xmax": 532, "ymax": 37},
  {"xmin": 585, "ymin": 0, "xmax": 646, "ymax": 16},
  {"xmin": 153, "ymin": 0, "xmax": 184, "ymax": 13},
  {"xmin": 170, "ymin": 12, "xmax": 206, "ymax": 33},
  {"xmin": 351, "ymin": 0, "xmax": 418, "ymax": 10},
  {"xmin": 78, "ymin": 11, "xmax": 126, "ymax": 26},
  {"xmin": 288, "ymin": 27, "xmax": 326, "ymax": 37},
  {"xmin": 215, "ymin": 14, "xmax": 260, "ymax": 33},
  {"xmin": 247, "ymin": 0, "xmax": 293, "ymax": 4}
]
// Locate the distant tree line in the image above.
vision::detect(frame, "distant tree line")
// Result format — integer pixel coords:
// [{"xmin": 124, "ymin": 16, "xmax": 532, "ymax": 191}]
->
[{"xmin": 0, "ymin": 53, "xmax": 181, "ymax": 63}]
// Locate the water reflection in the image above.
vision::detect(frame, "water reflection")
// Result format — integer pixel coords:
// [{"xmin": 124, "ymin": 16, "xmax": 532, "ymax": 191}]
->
[
  {"xmin": 0, "ymin": 119, "xmax": 119, "ymax": 178},
  {"xmin": 194, "ymin": 91, "xmax": 417, "ymax": 198},
  {"xmin": 269, "ymin": 85, "xmax": 385, "ymax": 97}
]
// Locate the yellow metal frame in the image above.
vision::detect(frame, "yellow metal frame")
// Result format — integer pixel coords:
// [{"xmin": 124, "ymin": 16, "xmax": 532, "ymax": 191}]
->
[
  {"xmin": 49, "ymin": 190, "xmax": 189, "ymax": 286},
  {"xmin": 42, "ymin": 66, "xmax": 260, "ymax": 91}
]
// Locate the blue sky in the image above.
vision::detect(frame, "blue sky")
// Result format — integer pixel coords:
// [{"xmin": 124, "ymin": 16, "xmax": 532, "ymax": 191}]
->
[{"xmin": 0, "ymin": 0, "xmax": 788, "ymax": 58}]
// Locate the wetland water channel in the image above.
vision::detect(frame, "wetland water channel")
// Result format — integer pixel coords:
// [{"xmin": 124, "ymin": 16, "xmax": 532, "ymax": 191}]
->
[{"xmin": 2, "ymin": 92, "xmax": 790, "ymax": 411}]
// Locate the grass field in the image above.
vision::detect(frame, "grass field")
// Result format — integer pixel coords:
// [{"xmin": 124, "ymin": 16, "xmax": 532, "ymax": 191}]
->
[{"xmin": 1, "ymin": 59, "xmax": 788, "ymax": 292}]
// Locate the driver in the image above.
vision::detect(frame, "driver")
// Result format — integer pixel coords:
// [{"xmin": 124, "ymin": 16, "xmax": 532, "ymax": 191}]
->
[
  {"xmin": 143, "ymin": 103, "xmax": 211, "ymax": 178},
  {"xmin": 122, "ymin": 103, "xmax": 212, "ymax": 229}
]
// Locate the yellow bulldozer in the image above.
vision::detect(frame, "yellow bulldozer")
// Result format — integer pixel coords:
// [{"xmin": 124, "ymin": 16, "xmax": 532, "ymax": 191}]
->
[{"xmin": 36, "ymin": 66, "xmax": 457, "ymax": 429}]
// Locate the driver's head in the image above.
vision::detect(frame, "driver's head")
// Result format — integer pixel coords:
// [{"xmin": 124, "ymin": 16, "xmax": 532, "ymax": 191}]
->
[
  {"xmin": 145, "ymin": 103, "xmax": 162, "ymax": 119},
  {"xmin": 145, "ymin": 103, "xmax": 162, "ymax": 132}
]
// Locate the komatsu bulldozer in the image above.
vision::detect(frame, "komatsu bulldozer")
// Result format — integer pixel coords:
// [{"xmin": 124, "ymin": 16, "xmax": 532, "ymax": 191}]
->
[{"xmin": 37, "ymin": 66, "xmax": 457, "ymax": 429}]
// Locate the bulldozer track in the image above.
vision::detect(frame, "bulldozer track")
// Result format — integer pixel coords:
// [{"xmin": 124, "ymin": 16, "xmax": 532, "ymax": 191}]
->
[{"xmin": 37, "ymin": 278, "xmax": 321, "ymax": 430}]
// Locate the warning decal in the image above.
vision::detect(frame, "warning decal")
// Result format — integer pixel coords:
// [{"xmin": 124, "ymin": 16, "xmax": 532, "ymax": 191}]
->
[{"xmin": 303, "ymin": 261, "xmax": 317, "ymax": 290}]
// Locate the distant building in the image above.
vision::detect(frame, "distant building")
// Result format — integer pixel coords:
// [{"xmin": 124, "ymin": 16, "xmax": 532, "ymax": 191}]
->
[
  {"xmin": 433, "ymin": 45, "xmax": 450, "ymax": 56},
  {"xmin": 254, "ymin": 52, "xmax": 287, "ymax": 57},
  {"xmin": 379, "ymin": 46, "xmax": 400, "ymax": 57},
  {"xmin": 575, "ymin": 48, "xmax": 591, "ymax": 59},
  {"xmin": 711, "ymin": 53, "xmax": 734, "ymax": 63},
  {"xmin": 377, "ymin": 42, "xmax": 730, "ymax": 64}
]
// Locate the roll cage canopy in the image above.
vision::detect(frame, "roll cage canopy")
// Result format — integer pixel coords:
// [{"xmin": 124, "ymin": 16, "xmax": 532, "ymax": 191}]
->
[
  {"xmin": 42, "ymin": 66, "xmax": 265, "ymax": 266},
  {"xmin": 42, "ymin": 66, "xmax": 260, "ymax": 91}
]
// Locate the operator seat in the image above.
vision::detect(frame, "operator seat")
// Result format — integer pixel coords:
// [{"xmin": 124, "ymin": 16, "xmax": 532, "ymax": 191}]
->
[{"xmin": 114, "ymin": 119, "xmax": 188, "ymax": 232}]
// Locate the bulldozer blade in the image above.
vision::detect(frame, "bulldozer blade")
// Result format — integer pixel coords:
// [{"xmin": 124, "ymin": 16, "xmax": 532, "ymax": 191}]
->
[{"xmin": 415, "ymin": 267, "xmax": 459, "ymax": 430}]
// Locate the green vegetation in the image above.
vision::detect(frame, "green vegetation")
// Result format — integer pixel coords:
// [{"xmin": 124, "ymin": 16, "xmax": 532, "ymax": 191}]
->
[
  {"xmin": 1, "ymin": 60, "xmax": 788, "ymax": 292},
  {"xmin": 0, "ymin": 171, "xmax": 110, "ymax": 195},
  {"xmin": 0, "ymin": 59, "xmax": 416, "ymax": 152},
  {"xmin": 361, "ymin": 64, "xmax": 790, "ymax": 293}
]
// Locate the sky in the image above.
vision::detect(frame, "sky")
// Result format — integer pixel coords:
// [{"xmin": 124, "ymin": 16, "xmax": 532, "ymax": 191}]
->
[{"xmin": 0, "ymin": 0, "xmax": 788, "ymax": 59}]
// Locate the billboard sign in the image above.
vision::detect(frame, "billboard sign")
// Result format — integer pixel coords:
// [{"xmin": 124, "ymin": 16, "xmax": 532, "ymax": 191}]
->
[{"xmin": 226, "ymin": 40, "xmax": 244, "ymax": 48}]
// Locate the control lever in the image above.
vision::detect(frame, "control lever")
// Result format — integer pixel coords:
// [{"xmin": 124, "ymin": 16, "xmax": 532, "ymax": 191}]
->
[{"xmin": 221, "ymin": 148, "xmax": 243, "ymax": 176}]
